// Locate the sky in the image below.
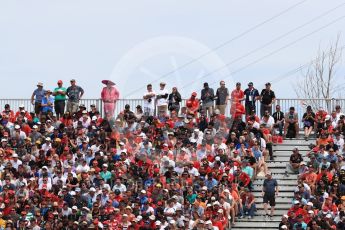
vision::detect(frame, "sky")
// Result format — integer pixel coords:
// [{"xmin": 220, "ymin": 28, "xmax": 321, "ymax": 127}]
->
[{"xmin": 0, "ymin": 0, "xmax": 345, "ymax": 99}]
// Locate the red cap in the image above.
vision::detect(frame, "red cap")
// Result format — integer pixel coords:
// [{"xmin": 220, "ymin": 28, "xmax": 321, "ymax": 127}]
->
[
  {"xmin": 58, "ymin": 80, "xmax": 63, "ymax": 84},
  {"xmin": 192, "ymin": 92, "xmax": 197, "ymax": 97}
]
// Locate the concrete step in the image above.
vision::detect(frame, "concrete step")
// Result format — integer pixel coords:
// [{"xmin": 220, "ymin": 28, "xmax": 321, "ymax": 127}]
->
[
  {"xmin": 274, "ymin": 145, "xmax": 309, "ymax": 151},
  {"xmin": 272, "ymin": 151, "xmax": 308, "ymax": 157},
  {"xmin": 268, "ymin": 156, "xmax": 308, "ymax": 162},
  {"xmin": 253, "ymin": 192, "xmax": 294, "ymax": 198},
  {"xmin": 253, "ymin": 186, "xmax": 296, "ymax": 192},
  {"xmin": 232, "ymin": 228, "xmax": 278, "ymax": 230},
  {"xmin": 237, "ymin": 217, "xmax": 282, "ymax": 222},
  {"xmin": 267, "ymin": 162, "xmax": 287, "ymax": 168},
  {"xmin": 232, "ymin": 221, "xmax": 278, "ymax": 229},
  {"xmin": 256, "ymin": 203, "xmax": 292, "ymax": 210},
  {"xmin": 269, "ymin": 168, "xmax": 290, "ymax": 174},
  {"xmin": 256, "ymin": 209, "xmax": 288, "ymax": 216},
  {"xmin": 254, "ymin": 180, "xmax": 297, "ymax": 186},
  {"xmin": 247, "ymin": 197, "xmax": 293, "ymax": 204},
  {"xmin": 254, "ymin": 174, "xmax": 297, "ymax": 180},
  {"xmin": 277, "ymin": 139, "xmax": 315, "ymax": 145}
]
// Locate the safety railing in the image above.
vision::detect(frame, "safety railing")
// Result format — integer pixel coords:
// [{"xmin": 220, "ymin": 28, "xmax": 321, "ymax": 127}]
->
[{"xmin": 1, "ymin": 98, "xmax": 344, "ymax": 128}]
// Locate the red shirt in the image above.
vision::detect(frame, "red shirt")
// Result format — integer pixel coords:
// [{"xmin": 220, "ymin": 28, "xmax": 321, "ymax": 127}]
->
[{"xmin": 231, "ymin": 89, "xmax": 244, "ymax": 102}]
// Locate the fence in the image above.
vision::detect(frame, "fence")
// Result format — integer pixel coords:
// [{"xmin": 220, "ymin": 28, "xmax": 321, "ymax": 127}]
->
[{"xmin": 1, "ymin": 98, "xmax": 344, "ymax": 128}]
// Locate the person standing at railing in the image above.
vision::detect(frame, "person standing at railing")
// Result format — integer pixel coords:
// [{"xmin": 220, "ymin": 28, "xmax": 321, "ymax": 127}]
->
[
  {"xmin": 143, "ymin": 84, "xmax": 156, "ymax": 117},
  {"xmin": 259, "ymin": 82, "xmax": 275, "ymax": 117},
  {"xmin": 230, "ymin": 82, "xmax": 245, "ymax": 119},
  {"xmin": 156, "ymin": 82, "xmax": 169, "ymax": 115},
  {"xmin": 52, "ymin": 80, "xmax": 67, "ymax": 120},
  {"xmin": 244, "ymin": 82, "xmax": 259, "ymax": 116},
  {"xmin": 31, "ymin": 82, "xmax": 46, "ymax": 116},
  {"xmin": 66, "ymin": 79, "xmax": 84, "ymax": 115},
  {"xmin": 215, "ymin": 80, "xmax": 229, "ymax": 115},
  {"xmin": 200, "ymin": 82, "xmax": 215, "ymax": 118},
  {"xmin": 101, "ymin": 80, "xmax": 120, "ymax": 118},
  {"xmin": 168, "ymin": 87, "xmax": 182, "ymax": 115}
]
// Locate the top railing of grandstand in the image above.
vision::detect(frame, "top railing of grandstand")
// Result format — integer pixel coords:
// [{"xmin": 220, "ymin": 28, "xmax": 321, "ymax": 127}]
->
[{"xmin": 0, "ymin": 98, "xmax": 343, "ymax": 127}]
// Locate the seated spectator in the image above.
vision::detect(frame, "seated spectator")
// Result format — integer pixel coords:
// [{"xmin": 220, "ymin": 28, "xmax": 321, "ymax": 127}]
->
[
  {"xmin": 302, "ymin": 105, "xmax": 315, "ymax": 141},
  {"xmin": 285, "ymin": 147, "xmax": 303, "ymax": 177},
  {"xmin": 284, "ymin": 106, "xmax": 299, "ymax": 138}
]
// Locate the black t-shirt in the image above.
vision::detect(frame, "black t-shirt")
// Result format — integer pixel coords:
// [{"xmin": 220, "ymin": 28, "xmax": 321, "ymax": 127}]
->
[
  {"xmin": 260, "ymin": 89, "xmax": 275, "ymax": 105},
  {"xmin": 290, "ymin": 153, "xmax": 303, "ymax": 163}
]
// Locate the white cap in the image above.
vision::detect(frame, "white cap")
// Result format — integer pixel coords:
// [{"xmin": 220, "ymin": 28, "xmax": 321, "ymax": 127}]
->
[
  {"xmin": 224, "ymin": 189, "xmax": 230, "ymax": 193},
  {"xmin": 19, "ymin": 104, "xmax": 25, "ymax": 108},
  {"xmin": 141, "ymin": 190, "xmax": 146, "ymax": 194},
  {"xmin": 293, "ymin": 200, "xmax": 300, "ymax": 205},
  {"xmin": 213, "ymin": 201, "xmax": 220, "ymax": 206},
  {"xmin": 136, "ymin": 216, "xmax": 142, "ymax": 222},
  {"xmin": 169, "ymin": 220, "xmax": 176, "ymax": 224},
  {"xmin": 308, "ymin": 210, "xmax": 314, "ymax": 214},
  {"xmin": 155, "ymin": 220, "xmax": 161, "ymax": 226},
  {"xmin": 149, "ymin": 215, "xmax": 155, "ymax": 220},
  {"xmin": 45, "ymin": 137, "xmax": 51, "ymax": 141},
  {"xmin": 102, "ymin": 164, "xmax": 108, "ymax": 168},
  {"xmin": 326, "ymin": 213, "xmax": 332, "ymax": 218},
  {"xmin": 12, "ymin": 153, "xmax": 18, "ymax": 158},
  {"xmin": 307, "ymin": 202, "xmax": 313, "ymax": 206},
  {"xmin": 70, "ymin": 191, "xmax": 76, "ymax": 196},
  {"xmin": 82, "ymin": 110, "xmax": 88, "ymax": 114},
  {"xmin": 215, "ymin": 156, "xmax": 220, "ymax": 161},
  {"xmin": 14, "ymin": 125, "xmax": 20, "ymax": 129},
  {"xmin": 281, "ymin": 225, "xmax": 288, "ymax": 229},
  {"xmin": 325, "ymin": 115, "xmax": 331, "ymax": 121},
  {"xmin": 119, "ymin": 142, "xmax": 125, "ymax": 146},
  {"xmin": 92, "ymin": 116, "xmax": 97, "ymax": 121},
  {"xmin": 72, "ymin": 206, "xmax": 78, "ymax": 210},
  {"xmin": 217, "ymin": 209, "xmax": 223, "ymax": 213},
  {"xmin": 283, "ymin": 214, "xmax": 289, "ymax": 219},
  {"xmin": 1, "ymin": 138, "xmax": 7, "ymax": 142},
  {"xmin": 33, "ymin": 125, "xmax": 38, "ymax": 129},
  {"xmin": 90, "ymin": 187, "xmax": 96, "ymax": 192}
]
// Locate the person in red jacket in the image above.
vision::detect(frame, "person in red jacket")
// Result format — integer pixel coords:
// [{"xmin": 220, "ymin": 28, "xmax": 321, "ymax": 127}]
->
[
  {"xmin": 186, "ymin": 92, "xmax": 200, "ymax": 116},
  {"xmin": 287, "ymin": 200, "xmax": 306, "ymax": 218}
]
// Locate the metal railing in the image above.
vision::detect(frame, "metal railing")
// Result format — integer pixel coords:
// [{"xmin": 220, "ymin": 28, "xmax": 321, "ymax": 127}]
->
[{"xmin": 1, "ymin": 98, "xmax": 344, "ymax": 127}]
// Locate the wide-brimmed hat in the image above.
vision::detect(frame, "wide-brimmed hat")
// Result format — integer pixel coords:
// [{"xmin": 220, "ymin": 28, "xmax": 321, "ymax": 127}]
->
[{"xmin": 102, "ymin": 80, "xmax": 115, "ymax": 86}]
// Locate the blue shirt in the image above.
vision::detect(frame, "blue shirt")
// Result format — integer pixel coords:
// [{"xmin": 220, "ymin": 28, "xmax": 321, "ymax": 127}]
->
[
  {"xmin": 204, "ymin": 178, "xmax": 218, "ymax": 190},
  {"xmin": 41, "ymin": 96, "xmax": 54, "ymax": 112},
  {"xmin": 33, "ymin": 88, "xmax": 46, "ymax": 103}
]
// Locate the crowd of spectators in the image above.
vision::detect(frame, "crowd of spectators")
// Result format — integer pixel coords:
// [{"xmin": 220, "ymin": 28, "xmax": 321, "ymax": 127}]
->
[
  {"xmin": 279, "ymin": 105, "xmax": 345, "ymax": 229},
  {"xmin": 0, "ymin": 79, "xmax": 304, "ymax": 229}
]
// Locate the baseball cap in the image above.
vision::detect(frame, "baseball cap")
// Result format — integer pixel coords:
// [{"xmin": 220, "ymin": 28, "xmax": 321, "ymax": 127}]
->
[
  {"xmin": 191, "ymin": 92, "xmax": 197, "ymax": 97},
  {"xmin": 248, "ymin": 82, "xmax": 253, "ymax": 86},
  {"xmin": 57, "ymin": 80, "xmax": 63, "ymax": 84}
]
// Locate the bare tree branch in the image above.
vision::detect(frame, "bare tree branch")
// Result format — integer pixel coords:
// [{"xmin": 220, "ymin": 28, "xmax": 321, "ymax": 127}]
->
[{"xmin": 294, "ymin": 36, "xmax": 342, "ymax": 112}]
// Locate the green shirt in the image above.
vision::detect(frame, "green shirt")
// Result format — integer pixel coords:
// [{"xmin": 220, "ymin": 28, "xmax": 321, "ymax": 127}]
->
[{"xmin": 54, "ymin": 87, "xmax": 67, "ymax": 101}]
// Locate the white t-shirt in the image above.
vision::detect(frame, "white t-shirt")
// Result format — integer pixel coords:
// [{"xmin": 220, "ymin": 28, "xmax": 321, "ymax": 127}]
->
[
  {"xmin": 156, "ymin": 88, "xmax": 168, "ymax": 106},
  {"xmin": 143, "ymin": 90, "xmax": 156, "ymax": 109}
]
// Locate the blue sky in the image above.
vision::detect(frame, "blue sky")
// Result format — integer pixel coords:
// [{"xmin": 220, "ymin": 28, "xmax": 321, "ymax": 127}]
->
[{"xmin": 0, "ymin": 0, "xmax": 345, "ymax": 99}]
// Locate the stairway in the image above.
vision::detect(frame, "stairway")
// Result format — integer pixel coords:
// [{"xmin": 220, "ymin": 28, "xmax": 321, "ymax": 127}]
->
[{"xmin": 232, "ymin": 137, "xmax": 313, "ymax": 230}]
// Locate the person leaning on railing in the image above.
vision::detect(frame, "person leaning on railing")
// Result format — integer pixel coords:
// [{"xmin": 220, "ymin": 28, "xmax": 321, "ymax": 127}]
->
[{"xmin": 52, "ymin": 80, "xmax": 67, "ymax": 120}]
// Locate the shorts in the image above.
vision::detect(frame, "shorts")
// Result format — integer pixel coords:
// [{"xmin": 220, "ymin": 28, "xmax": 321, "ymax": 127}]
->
[{"xmin": 263, "ymin": 193, "xmax": 275, "ymax": 206}]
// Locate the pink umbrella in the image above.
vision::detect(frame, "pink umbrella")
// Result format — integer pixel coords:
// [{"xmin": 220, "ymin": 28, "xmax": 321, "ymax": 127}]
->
[{"xmin": 102, "ymin": 80, "xmax": 115, "ymax": 86}]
